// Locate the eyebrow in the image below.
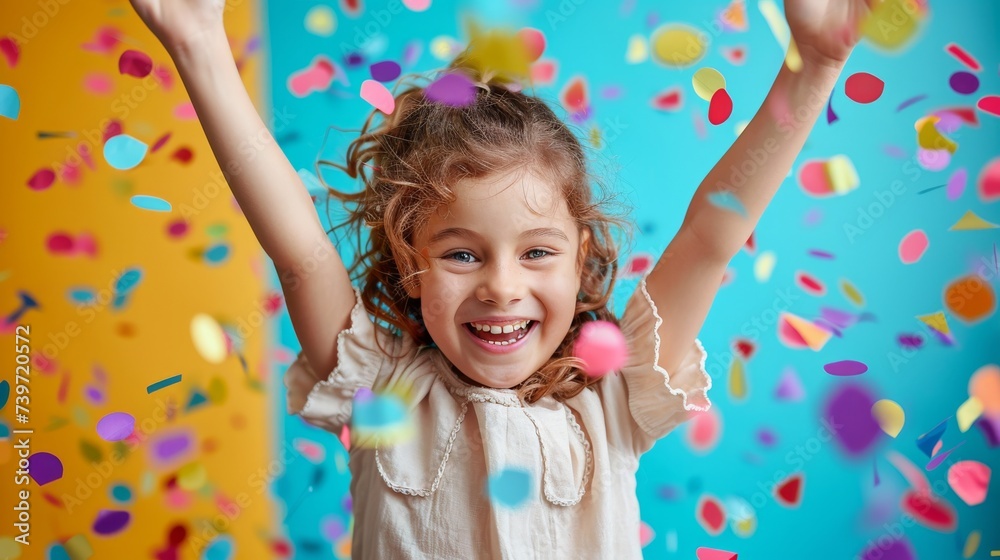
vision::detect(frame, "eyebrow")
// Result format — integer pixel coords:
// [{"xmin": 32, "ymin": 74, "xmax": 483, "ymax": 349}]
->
[{"xmin": 428, "ymin": 227, "xmax": 569, "ymax": 245}]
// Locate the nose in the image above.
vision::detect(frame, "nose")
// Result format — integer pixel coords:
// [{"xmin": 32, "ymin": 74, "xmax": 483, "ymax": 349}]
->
[{"xmin": 476, "ymin": 259, "xmax": 525, "ymax": 306}]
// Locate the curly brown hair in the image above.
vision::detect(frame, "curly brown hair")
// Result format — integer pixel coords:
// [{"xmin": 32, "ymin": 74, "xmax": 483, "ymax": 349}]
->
[{"xmin": 318, "ymin": 55, "xmax": 634, "ymax": 404}]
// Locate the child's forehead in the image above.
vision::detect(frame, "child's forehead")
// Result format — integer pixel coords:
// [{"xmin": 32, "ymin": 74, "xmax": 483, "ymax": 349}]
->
[{"xmin": 448, "ymin": 170, "xmax": 563, "ymax": 212}]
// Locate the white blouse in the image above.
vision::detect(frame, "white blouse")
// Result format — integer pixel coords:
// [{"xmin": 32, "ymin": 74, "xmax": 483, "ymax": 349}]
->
[{"xmin": 284, "ymin": 271, "xmax": 712, "ymax": 559}]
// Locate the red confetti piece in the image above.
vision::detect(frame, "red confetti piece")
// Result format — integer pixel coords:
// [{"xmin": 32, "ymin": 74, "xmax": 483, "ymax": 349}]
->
[
  {"xmin": 27, "ymin": 168, "xmax": 56, "ymax": 190},
  {"xmin": 773, "ymin": 472, "xmax": 803, "ymax": 507},
  {"xmin": 150, "ymin": 132, "xmax": 172, "ymax": 153},
  {"xmin": 0, "ymin": 36, "xmax": 19, "ymax": 68},
  {"xmin": 844, "ymin": 72, "xmax": 884, "ymax": 104},
  {"xmin": 561, "ymin": 76, "xmax": 588, "ymax": 114},
  {"xmin": 82, "ymin": 26, "xmax": 121, "ymax": 54},
  {"xmin": 651, "ymin": 86, "xmax": 683, "ymax": 112},
  {"xmin": 732, "ymin": 338, "xmax": 756, "ymax": 360},
  {"xmin": 944, "ymin": 42, "xmax": 981, "ymax": 71},
  {"xmin": 340, "ymin": 0, "xmax": 362, "ymax": 17},
  {"xmin": 708, "ymin": 88, "xmax": 732, "ymax": 125},
  {"xmin": 977, "ymin": 94, "xmax": 1000, "ymax": 118},
  {"xmin": 743, "ymin": 231, "xmax": 756, "ymax": 255},
  {"xmin": 720, "ymin": 45, "xmax": 746, "ymax": 65},
  {"xmin": 166, "ymin": 219, "xmax": 189, "ymax": 239},
  {"xmin": 103, "ymin": 120, "xmax": 123, "ymax": 143},
  {"xmin": 171, "ymin": 146, "xmax": 193, "ymax": 164},
  {"xmin": 119, "ymin": 49, "xmax": 153, "ymax": 78},
  {"xmin": 696, "ymin": 494, "xmax": 726, "ymax": 535},
  {"xmin": 794, "ymin": 270, "xmax": 826, "ymax": 296},
  {"xmin": 900, "ymin": 490, "xmax": 956, "ymax": 532},
  {"xmin": 622, "ymin": 252, "xmax": 653, "ymax": 277}
]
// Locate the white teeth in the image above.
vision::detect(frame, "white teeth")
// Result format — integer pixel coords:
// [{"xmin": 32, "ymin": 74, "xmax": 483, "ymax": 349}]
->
[{"xmin": 470, "ymin": 320, "xmax": 529, "ymax": 332}]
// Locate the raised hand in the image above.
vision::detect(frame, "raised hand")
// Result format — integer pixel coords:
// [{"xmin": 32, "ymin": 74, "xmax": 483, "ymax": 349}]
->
[
  {"xmin": 128, "ymin": 0, "xmax": 227, "ymax": 55},
  {"xmin": 785, "ymin": 0, "xmax": 875, "ymax": 69}
]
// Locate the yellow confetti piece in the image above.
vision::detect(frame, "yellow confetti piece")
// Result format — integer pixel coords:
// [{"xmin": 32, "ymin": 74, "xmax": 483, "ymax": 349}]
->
[
  {"xmin": 840, "ymin": 278, "xmax": 866, "ymax": 307},
  {"xmin": 916, "ymin": 311, "xmax": 951, "ymax": 337},
  {"xmin": 650, "ymin": 24, "xmax": 706, "ymax": 68},
  {"xmin": 729, "ymin": 357, "xmax": 747, "ymax": 400},
  {"xmin": 754, "ymin": 250, "xmax": 776, "ymax": 282},
  {"xmin": 825, "ymin": 155, "xmax": 859, "ymax": 194},
  {"xmin": 949, "ymin": 210, "xmax": 1000, "ymax": 231},
  {"xmin": 963, "ymin": 530, "xmax": 981, "ymax": 559},
  {"xmin": 65, "ymin": 535, "xmax": 94, "ymax": 560},
  {"xmin": 178, "ymin": 461, "xmax": 207, "ymax": 491},
  {"xmin": 692, "ymin": 67, "xmax": 726, "ymax": 101},
  {"xmin": 0, "ymin": 537, "xmax": 21, "ymax": 559},
  {"xmin": 429, "ymin": 36, "xmax": 460, "ymax": 60},
  {"xmin": 625, "ymin": 34, "xmax": 648, "ymax": 64},
  {"xmin": 460, "ymin": 19, "xmax": 532, "ymax": 83},
  {"xmin": 783, "ymin": 312, "xmax": 832, "ymax": 351},
  {"xmin": 916, "ymin": 116, "xmax": 958, "ymax": 153},
  {"xmin": 861, "ymin": 0, "xmax": 925, "ymax": 51},
  {"xmin": 304, "ymin": 5, "xmax": 337, "ymax": 37},
  {"xmin": 957, "ymin": 396, "xmax": 983, "ymax": 432},
  {"xmin": 758, "ymin": 0, "xmax": 800, "ymax": 71},
  {"xmin": 191, "ymin": 313, "xmax": 228, "ymax": 364},
  {"xmin": 208, "ymin": 376, "xmax": 228, "ymax": 405},
  {"xmin": 872, "ymin": 399, "xmax": 905, "ymax": 438}
]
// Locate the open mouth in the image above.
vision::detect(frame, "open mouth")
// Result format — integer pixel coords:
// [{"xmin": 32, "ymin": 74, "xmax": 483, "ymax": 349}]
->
[{"xmin": 463, "ymin": 320, "xmax": 537, "ymax": 347}]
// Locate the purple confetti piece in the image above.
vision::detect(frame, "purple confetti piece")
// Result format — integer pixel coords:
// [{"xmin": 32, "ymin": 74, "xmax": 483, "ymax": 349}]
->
[
  {"xmin": 895, "ymin": 94, "xmax": 927, "ymax": 112},
  {"xmin": 757, "ymin": 428, "xmax": 777, "ymax": 447},
  {"xmin": 96, "ymin": 412, "xmax": 135, "ymax": 442},
  {"xmin": 343, "ymin": 52, "xmax": 364, "ymax": 68},
  {"xmin": 948, "ymin": 71, "xmax": 979, "ymax": 95},
  {"xmin": 882, "ymin": 144, "xmax": 908, "ymax": 159},
  {"xmin": 245, "ymin": 36, "xmax": 261, "ymax": 55},
  {"xmin": 926, "ymin": 441, "xmax": 965, "ymax": 470},
  {"xmin": 151, "ymin": 429, "xmax": 193, "ymax": 466},
  {"xmin": 93, "ymin": 509, "xmax": 131, "ymax": 535},
  {"xmin": 807, "ymin": 249, "xmax": 835, "ymax": 259},
  {"xmin": 424, "ymin": 72, "xmax": 476, "ymax": 107},
  {"xmin": 774, "ymin": 367, "xmax": 804, "ymax": 401},
  {"xmin": 824, "ymin": 383, "xmax": 881, "ymax": 457},
  {"xmin": 401, "ymin": 40, "xmax": 422, "ymax": 67},
  {"xmin": 946, "ymin": 168, "xmax": 967, "ymax": 201},
  {"xmin": 897, "ymin": 334, "xmax": 923, "ymax": 350},
  {"xmin": 826, "ymin": 90, "xmax": 838, "ymax": 124},
  {"xmin": 819, "ymin": 308, "xmax": 857, "ymax": 329},
  {"xmin": 824, "ymin": 360, "xmax": 868, "ymax": 376},
  {"xmin": 85, "ymin": 385, "xmax": 104, "ymax": 406},
  {"xmin": 369, "ymin": 60, "xmax": 401, "ymax": 83},
  {"xmin": 28, "ymin": 452, "xmax": 63, "ymax": 486},
  {"xmin": 600, "ymin": 85, "xmax": 623, "ymax": 100},
  {"xmin": 977, "ymin": 414, "xmax": 1000, "ymax": 447},
  {"xmin": 657, "ymin": 485, "xmax": 680, "ymax": 501},
  {"xmin": 917, "ymin": 148, "xmax": 951, "ymax": 171},
  {"xmin": 859, "ymin": 537, "xmax": 916, "ymax": 560}
]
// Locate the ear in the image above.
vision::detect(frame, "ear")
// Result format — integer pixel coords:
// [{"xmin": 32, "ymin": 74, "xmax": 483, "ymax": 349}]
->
[
  {"xmin": 576, "ymin": 228, "xmax": 591, "ymax": 274},
  {"xmin": 405, "ymin": 247, "xmax": 429, "ymax": 299}
]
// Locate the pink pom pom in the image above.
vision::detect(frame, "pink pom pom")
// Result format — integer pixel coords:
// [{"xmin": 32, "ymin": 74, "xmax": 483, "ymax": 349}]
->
[{"xmin": 573, "ymin": 320, "xmax": 628, "ymax": 377}]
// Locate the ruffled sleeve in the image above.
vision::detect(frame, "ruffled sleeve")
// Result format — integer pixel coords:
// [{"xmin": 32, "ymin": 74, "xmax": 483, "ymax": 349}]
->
[
  {"xmin": 597, "ymin": 270, "xmax": 712, "ymax": 456},
  {"xmin": 283, "ymin": 285, "xmax": 421, "ymax": 435}
]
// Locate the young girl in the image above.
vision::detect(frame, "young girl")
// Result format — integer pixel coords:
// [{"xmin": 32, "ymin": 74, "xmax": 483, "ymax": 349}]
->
[{"xmin": 130, "ymin": 0, "xmax": 871, "ymax": 556}]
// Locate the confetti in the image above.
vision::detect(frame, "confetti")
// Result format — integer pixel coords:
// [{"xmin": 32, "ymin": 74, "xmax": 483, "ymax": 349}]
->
[
  {"xmin": 687, "ymin": 407, "xmax": 722, "ymax": 453},
  {"xmin": 403, "ymin": 0, "xmax": 431, "ymax": 10},
  {"xmin": 824, "ymin": 360, "xmax": 868, "ymax": 376},
  {"xmin": 946, "ymin": 168, "xmax": 968, "ymax": 200},
  {"xmin": 425, "ymin": 72, "xmax": 476, "ymax": 107},
  {"xmin": 896, "ymin": 94, "xmax": 927, "ymax": 112},
  {"xmin": 96, "ymin": 412, "xmax": 135, "ymax": 442},
  {"xmin": 369, "ymin": 60, "xmax": 401, "ymax": 82},
  {"xmin": 948, "ymin": 461, "xmax": 991, "ymax": 506},
  {"xmin": 130, "ymin": 194, "xmax": 171, "ymax": 212},
  {"xmin": 872, "ymin": 399, "xmax": 905, "ymax": 437},
  {"xmin": 304, "ymin": 5, "xmax": 337, "ymax": 36},
  {"xmin": 28, "ymin": 452, "xmax": 64, "ymax": 485},
  {"xmin": 191, "ymin": 313, "xmax": 227, "ymax": 364},
  {"xmin": 949, "ymin": 210, "xmax": 998, "ymax": 231},
  {"xmin": 93, "ymin": 510, "xmax": 131, "ymax": 536},
  {"xmin": 719, "ymin": 0, "xmax": 748, "ymax": 31},
  {"xmin": 945, "ymin": 43, "xmax": 981, "ymax": 71},
  {"xmin": 696, "ymin": 548, "xmax": 738, "ymax": 560},
  {"xmin": 758, "ymin": 0, "xmax": 801, "ymax": 71},
  {"xmin": 696, "ymin": 494, "xmax": 726, "ymax": 534},
  {"xmin": 560, "ymin": 76, "xmax": 589, "ymax": 115},
  {"xmin": 753, "ymin": 250, "xmax": 775, "ymax": 282},
  {"xmin": 969, "ymin": 364, "xmax": 1000, "ymax": 414},
  {"xmin": 773, "ymin": 472, "xmax": 803, "ymax": 507},
  {"xmin": 650, "ymin": 24, "xmax": 706, "ymax": 67},
  {"xmin": 824, "ymin": 383, "xmax": 880, "ymax": 457},
  {"xmin": 530, "ymin": 59, "xmax": 557, "ymax": 85},
  {"xmin": 692, "ymin": 67, "xmax": 726, "ymax": 101},
  {"xmin": 774, "ymin": 367, "xmax": 804, "ymax": 401},
  {"xmin": 0, "ymin": 84, "xmax": 19, "ymax": 120},
  {"xmin": 859, "ymin": 537, "xmax": 915, "ymax": 560},
  {"xmin": 150, "ymin": 429, "xmax": 194, "ymax": 466},
  {"xmin": 978, "ymin": 158, "xmax": 1000, "ymax": 202},
  {"xmin": 0, "ymin": 380, "xmax": 7, "ymax": 411},
  {"xmin": 518, "ymin": 28, "xmax": 545, "ymax": 62},
  {"xmin": 977, "ymin": 95, "xmax": 1000, "ymax": 117},
  {"xmin": 944, "ymin": 275, "xmax": 995, "ymax": 322},
  {"xmin": 795, "ymin": 271, "xmax": 825, "ymax": 296},
  {"xmin": 487, "ymin": 467, "xmax": 532, "ymax": 508},
  {"xmin": 118, "ymin": 50, "xmax": 153, "ymax": 78},
  {"xmin": 901, "ymin": 489, "xmax": 956, "ymax": 532},
  {"xmin": 621, "ymin": 253, "xmax": 653, "ymax": 278},
  {"xmin": 915, "ymin": 116, "xmax": 957, "ymax": 153},
  {"xmin": 0, "ymin": 37, "xmax": 18, "ymax": 68},
  {"xmin": 720, "ymin": 45, "xmax": 746, "ymax": 65},
  {"xmin": 651, "ymin": 86, "xmax": 683, "ymax": 112},
  {"xmin": 860, "ymin": 0, "xmax": 925, "ymax": 51},
  {"xmin": 625, "ymin": 34, "xmax": 648, "ymax": 64},
  {"xmin": 360, "ymin": 80, "xmax": 394, "ymax": 114},
  {"xmin": 104, "ymin": 134, "xmax": 148, "ymax": 170},
  {"xmin": 949, "ymin": 71, "xmax": 979, "ymax": 95},
  {"xmin": 288, "ymin": 56, "xmax": 335, "ymax": 97},
  {"xmin": 957, "ymin": 396, "xmax": 984, "ymax": 432},
  {"xmin": 573, "ymin": 321, "xmax": 627, "ymax": 377},
  {"xmin": 708, "ymin": 88, "xmax": 733, "ymax": 125},
  {"xmin": 779, "ymin": 312, "xmax": 831, "ymax": 350},
  {"xmin": 845, "ymin": 72, "xmax": 884, "ymax": 104},
  {"xmin": 898, "ymin": 230, "xmax": 929, "ymax": 264}
]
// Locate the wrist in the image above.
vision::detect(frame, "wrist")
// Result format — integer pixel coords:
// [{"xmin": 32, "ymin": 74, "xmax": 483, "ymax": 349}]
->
[{"xmin": 167, "ymin": 27, "xmax": 232, "ymax": 68}]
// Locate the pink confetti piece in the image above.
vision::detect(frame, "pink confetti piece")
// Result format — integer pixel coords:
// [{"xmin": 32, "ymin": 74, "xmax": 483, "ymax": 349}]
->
[
  {"xmin": 82, "ymin": 26, "xmax": 121, "ymax": 54},
  {"xmin": 0, "ymin": 36, "xmax": 20, "ymax": 68},
  {"xmin": 696, "ymin": 548, "xmax": 738, "ymax": 560},
  {"xmin": 945, "ymin": 43, "xmax": 981, "ymax": 71},
  {"xmin": 947, "ymin": 460, "xmax": 991, "ymax": 505},
  {"xmin": 651, "ymin": 86, "xmax": 683, "ymax": 112},
  {"xmin": 530, "ymin": 59, "xmax": 557, "ymax": 85},
  {"xmin": 845, "ymin": 72, "xmax": 884, "ymax": 104},
  {"xmin": 28, "ymin": 168, "xmax": 56, "ymax": 190},
  {"xmin": 288, "ymin": 56, "xmax": 335, "ymax": 97},
  {"xmin": 916, "ymin": 148, "xmax": 951, "ymax": 171},
  {"xmin": 946, "ymin": 168, "xmax": 967, "ymax": 200},
  {"xmin": 898, "ymin": 230, "xmax": 929, "ymax": 264},
  {"xmin": 979, "ymin": 157, "xmax": 1000, "ymax": 203},
  {"xmin": 119, "ymin": 49, "xmax": 153, "ymax": 78},
  {"xmin": 573, "ymin": 321, "xmax": 627, "ymax": 377},
  {"xmin": 425, "ymin": 72, "xmax": 476, "ymax": 107},
  {"xmin": 360, "ymin": 79, "xmax": 395, "ymax": 114}
]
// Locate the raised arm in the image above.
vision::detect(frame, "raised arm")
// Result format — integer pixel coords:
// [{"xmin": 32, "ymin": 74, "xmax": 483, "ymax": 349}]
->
[
  {"xmin": 644, "ymin": 0, "xmax": 869, "ymax": 375},
  {"xmin": 129, "ymin": 0, "xmax": 356, "ymax": 377}
]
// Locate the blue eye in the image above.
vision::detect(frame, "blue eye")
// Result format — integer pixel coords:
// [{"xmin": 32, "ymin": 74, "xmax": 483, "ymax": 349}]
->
[
  {"xmin": 525, "ymin": 249, "xmax": 550, "ymax": 259},
  {"xmin": 445, "ymin": 251, "xmax": 476, "ymax": 263}
]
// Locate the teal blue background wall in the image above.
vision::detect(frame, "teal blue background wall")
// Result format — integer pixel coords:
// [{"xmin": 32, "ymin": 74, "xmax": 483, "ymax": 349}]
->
[{"xmin": 269, "ymin": 1, "xmax": 1000, "ymax": 558}]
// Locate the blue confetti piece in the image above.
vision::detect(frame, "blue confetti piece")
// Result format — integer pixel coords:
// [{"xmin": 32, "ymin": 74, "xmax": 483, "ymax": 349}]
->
[
  {"xmin": 0, "ymin": 84, "xmax": 20, "ymax": 120},
  {"xmin": 203, "ymin": 535, "xmax": 234, "ymax": 560},
  {"xmin": 47, "ymin": 543, "xmax": 71, "ymax": 560},
  {"xmin": 104, "ymin": 134, "xmax": 148, "ymax": 170},
  {"xmin": 0, "ymin": 380, "xmax": 9, "ymax": 411},
  {"xmin": 114, "ymin": 268, "xmax": 143, "ymax": 294},
  {"xmin": 707, "ymin": 190, "xmax": 747, "ymax": 217},
  {"xmin": 110, "ymin": 483, "xmax": 133, "ymax": 503},
  {"xmin": 67, "ymin": 287, "xmax": 97, "ymax": 305},
  {"xmin": 488, "ymin": 467, "xmax": 532, "ymax": 508},
  {"xmin": 146, "ymin": 374, "xmax": 182, "ymax": 394},
  {"xmin": 353, "ymin": 392, "xmax": 406, "ymax": 429},
  {"xmin": 204, "ymin": 243, "xmax": 231, "ymax": 265},
  {"xmin": 131, "ymin": 194, "xmax": 172, "ymax": 212}
]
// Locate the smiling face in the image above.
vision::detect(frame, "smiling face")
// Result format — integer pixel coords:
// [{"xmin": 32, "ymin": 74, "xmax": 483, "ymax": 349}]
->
[{"xmin": 408, "ymin": 169, "xmax": 590, "ymax": 389}]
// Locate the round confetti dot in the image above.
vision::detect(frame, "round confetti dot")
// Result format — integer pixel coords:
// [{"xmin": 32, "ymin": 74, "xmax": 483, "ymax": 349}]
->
[
  {"xmin": 650, "ymin": 24, "xmax": 705, "ymax": 68},
  {"xmin": 977, "ymin": 94, "xmax": 1000, "ymax": 117},
  {"xmin": 948, "ymin": 71, "xmax": 979, "ymax": 95},
  {"xmin": 969, "ymin": 364, "xmax": 1000, "ymax": 414},
  {"xmin": 572, "ymin": 321, "xmax": 627, "ymax": 377},
  {"xmin": 871, "ymin": 399, "xmax": 905, "ymax": 438},
  {"xmin": 845, "ymin": 72, "xmax": 884, "ymax": 104},
  {"xmin": 93, "ymin": 509, "xmax": 131, "ymax": 535},
  {"xmin": 488, "ymin": 467, "xmax": 532, "ymax": 508},
  {"xmin": 695, "ymin": 494, "xmax": 726, "ymax": 535},
  {"xmin": 859, "ymin": 537, "xmax": 916, "ymax": 560},
  {"xmin": 686, "ymin": 407, "xmax": 721, "ymax": 453},
  {"xmin": 947, "ymin": 460, "xmax": 990, "ymax": 505},
  {"xmin": 943, "ymin": 275, "xmax": 995, "ymax": 323},
  {"xmin": 204, "ymin": 243, "xmax": 230, "ymax": 265},
  {"xmin": 824, "ymin": 360, "xmax": 868, "ymax": 376},
  {"xmin": 402, "ymin": 0, "xmax": 431, "ymax": 10},
  {"xmin": 104, "ymin": 134, "xmax": 148, "ymax": 170},
  {"xmin": 517, "ymin": 28, "xmax": 545, "ymax": 62},
  {"xmin": 191, "ymin": 313, "xmax": 227, "ymax": 364},
  {"xmin": 27, "ymin": 167, "xmax": 56, "ymax": 190},
  {"xmin": 369, "ymin": 60, "xmax": 401, "ymax": 82},
  {"xmin": 898, "ymin": 230, "xmax": 929, "ymax": 264},
  {"xmin": 707, "ymin": 88, "xmax": 733, "ymax": 125},
  {"xmin": 794, "ymin": 271, "xmax": 826, "ymax": 296},
  {"xmin": 178, "ymin": 461, "xmax": 207, "ymax": 491},
  {"xmin": 824, "ymin": 383, "xmax": 881, "ymax": 457},
  {"xmin": 130, "ymin": 194, "xmax": 171, "ymax": 212},
  {"xmin": 110, "ymin": 483, "xmax": 133, "ymax": 503},
  {"xmin": 425, "ymin": 72, "xmax": 475, "ymax": 107},
  {"xmin": 916, "ymin": 148, "xmax": 950, "ymax": 171},
  {"xmin": 692, "ymin": 67, "xmax": 725, "ymax": 101},
  {"xmin": 753, "ymin": 251, "xmax": 776, "ymax": 282},
  {"xmin": 118, "ymin": 49, "xmax": 153, "ymax": 78},
  {"xmin": 96, "ymin": 412, "xmax": 135, "ymax": 442},
  {"xmin": 978, "ymin": 157, "xmax": 1000, "ymax": 203},
  {"xmin": 304, "ymin": 5, "xmax": 337, "ymax": 36},
  {"xmin": 860, "ymin": 0, "xmax": 924, "ymax": 51},
  {"xmin": 167, "ymin": 218, "xmax": 189, "ymax": 238}
]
